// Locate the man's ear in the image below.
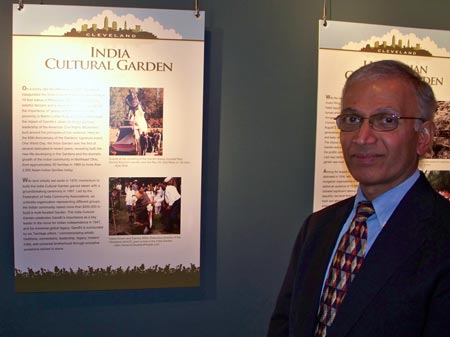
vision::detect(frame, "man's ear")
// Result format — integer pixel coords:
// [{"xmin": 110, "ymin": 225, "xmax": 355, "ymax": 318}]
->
[{"xmin": 417, "ymin": 121, "xmax": 435, "ymax": 156}]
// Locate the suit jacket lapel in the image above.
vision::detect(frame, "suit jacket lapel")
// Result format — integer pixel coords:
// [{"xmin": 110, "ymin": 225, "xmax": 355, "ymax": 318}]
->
[{"xmin": 327, "ymin": 175, "xmax": 433, "ymax": 337}]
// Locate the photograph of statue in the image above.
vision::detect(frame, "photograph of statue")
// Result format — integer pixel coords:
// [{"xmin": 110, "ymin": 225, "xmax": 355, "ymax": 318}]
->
[{"xmin": 109, "ymin": 87, "xmax": 163, "ymax": 156}]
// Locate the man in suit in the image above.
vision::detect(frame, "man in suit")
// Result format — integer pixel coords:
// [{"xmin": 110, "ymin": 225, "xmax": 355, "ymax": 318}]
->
[{"xmin": 267, "ymin": 60, "xmax": 450, "ymax": 337}]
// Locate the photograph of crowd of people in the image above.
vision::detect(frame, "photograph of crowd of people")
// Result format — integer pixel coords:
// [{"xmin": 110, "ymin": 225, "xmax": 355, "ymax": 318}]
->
[
  {"xmin": 109, "ymin": 177, "xmax": 181, "ymax": 235},
  {"xmin": 109, "ymin": 87, "xmax": 163, "ymax": 156}
]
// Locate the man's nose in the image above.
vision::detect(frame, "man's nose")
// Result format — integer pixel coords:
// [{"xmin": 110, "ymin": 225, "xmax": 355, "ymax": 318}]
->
[{"xmin": 353, "ymin": 119, "xmax": 377, "ymax": 144}]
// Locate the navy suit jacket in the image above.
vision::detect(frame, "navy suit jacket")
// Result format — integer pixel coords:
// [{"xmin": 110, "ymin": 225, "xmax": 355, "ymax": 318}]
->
[{"xmin": 268, "ymin": 173, "xmax": 450, "ymax": 337}]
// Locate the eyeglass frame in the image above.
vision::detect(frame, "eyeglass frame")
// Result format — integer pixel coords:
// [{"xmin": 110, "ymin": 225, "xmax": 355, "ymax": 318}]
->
[{"xmin": 334, "ymin": 111, "xmax": 427, "ymax": 132}]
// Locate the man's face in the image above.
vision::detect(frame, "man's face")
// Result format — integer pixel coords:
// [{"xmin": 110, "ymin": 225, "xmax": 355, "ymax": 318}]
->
[{"xmin": 340, "ymin": 77, "xmax": 429, "ymax": 200}]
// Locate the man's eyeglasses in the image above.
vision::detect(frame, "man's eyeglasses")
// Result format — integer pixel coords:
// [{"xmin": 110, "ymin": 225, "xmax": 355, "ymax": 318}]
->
[{"xmin": 335, "ymin": 113, "xmax": 426, "ymax": 132}]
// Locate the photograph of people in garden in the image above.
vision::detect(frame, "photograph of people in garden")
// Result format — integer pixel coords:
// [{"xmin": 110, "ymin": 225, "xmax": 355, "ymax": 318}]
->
[
  {"xmin": 425, "ymin": 170, "xmax": 450, "ymax": 200},
  {"xmin": 109, "ymin": 177, "xmax": 181, "ymax": 235}
]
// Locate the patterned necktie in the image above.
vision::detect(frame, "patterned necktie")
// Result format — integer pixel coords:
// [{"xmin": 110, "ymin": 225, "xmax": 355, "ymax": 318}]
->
[{"xmin": 314, "ymin": 201, "xmax": 375, "ymax": 337}]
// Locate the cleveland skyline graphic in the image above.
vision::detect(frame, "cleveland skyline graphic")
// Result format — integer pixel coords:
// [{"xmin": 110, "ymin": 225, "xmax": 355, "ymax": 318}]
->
[
  {"xmin": 360, "ymin": 34, "xmax": 432, "ymax": 56},
  {"xmin": 64, "ymin": 16, "xmax": 158, "ymax": 39}
]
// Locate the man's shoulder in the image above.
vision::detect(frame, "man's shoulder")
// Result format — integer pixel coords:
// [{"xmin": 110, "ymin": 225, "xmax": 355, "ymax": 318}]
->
[
  {"xmin": 409, "ymin": 173, "xmax": 450, "ymax": 214},
  {"xmin": 303, "ymin": 196, "xmax": 355, "ymax": 229},
  {"xmin": 314, "ymin": 196, "xmax": 355, "ymax": 216},
  {"xmin": 403, "ymin": 174, "xmax": 450, "ymax": 240}
]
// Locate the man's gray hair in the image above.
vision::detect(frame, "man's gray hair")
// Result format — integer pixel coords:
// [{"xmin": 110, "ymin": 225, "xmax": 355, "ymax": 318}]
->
[{"xmin": 343, "ymin": 60, "xmax": 437, "ymax": 120}]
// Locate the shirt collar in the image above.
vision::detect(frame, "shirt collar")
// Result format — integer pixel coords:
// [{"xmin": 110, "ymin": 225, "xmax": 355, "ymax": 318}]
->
[{"xmin": 354, "ymin": 170, "xmax": 420, "ymax": 227}]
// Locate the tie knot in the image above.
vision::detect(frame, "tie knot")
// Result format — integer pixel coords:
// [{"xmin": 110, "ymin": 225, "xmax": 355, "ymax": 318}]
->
[{"xmin": 356, "ymin": 201, "xmax": 375, "ymax": 220}]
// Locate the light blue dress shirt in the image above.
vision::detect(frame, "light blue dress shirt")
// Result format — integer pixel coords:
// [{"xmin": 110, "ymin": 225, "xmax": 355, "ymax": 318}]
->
[{"xmin": 320, "ymin": 170, "xmax": 420, "ymax": 292}]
